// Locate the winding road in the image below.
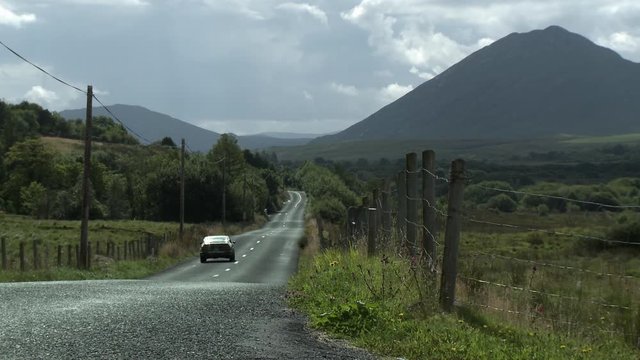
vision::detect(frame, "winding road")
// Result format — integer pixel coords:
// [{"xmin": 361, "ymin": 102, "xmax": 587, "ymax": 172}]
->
[{"xmin": 0, "ymin": 191, "xmax": 375, "ymax": 359}]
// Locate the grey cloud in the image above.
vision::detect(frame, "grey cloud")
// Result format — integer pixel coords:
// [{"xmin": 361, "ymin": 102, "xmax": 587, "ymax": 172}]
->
[{"xmin": 1, "ymin": 0, "xmax": 639, "ymax": 135}]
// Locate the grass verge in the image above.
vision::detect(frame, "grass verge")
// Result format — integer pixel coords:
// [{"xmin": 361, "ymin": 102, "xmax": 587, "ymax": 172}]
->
[{"xmin": 288, "ymin": 246, "xmax": 639, "ymax": 359}]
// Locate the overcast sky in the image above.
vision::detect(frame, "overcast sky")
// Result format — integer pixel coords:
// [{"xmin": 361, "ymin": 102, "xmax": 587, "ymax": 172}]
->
[{"xmin": 1, "ymin": 0, "xmax": 639, "ymax": 135}]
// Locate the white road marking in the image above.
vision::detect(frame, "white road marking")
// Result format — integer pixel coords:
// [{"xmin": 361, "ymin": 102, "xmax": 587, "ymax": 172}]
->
[
  {"xmin": 213, "ymin": 274, "xmax": 219, "ymax": 278},
  {"xmin": 250, "ymin": 247, "xmax": 254, "ymax": 251},
  {"xmin": 293, "ymin": 192, "xmax": 302, "ymax": 208},
  {"xmin": 242, "ymin": 254, "xmax": 247, "ymax": 258},
  {"xmin": 234, "ymin": 261, "xmax": 239, "ymax": 264},
  {"xmin": 257, "ymin": 240, "xmax": 261, "ymax": 244},
  {"xmin": 225, "ymin": 268, "xmax": 231, "ymax": 272}
]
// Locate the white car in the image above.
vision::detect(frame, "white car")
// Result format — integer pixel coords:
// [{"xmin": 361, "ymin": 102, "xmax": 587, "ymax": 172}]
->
[{"xmin": 200, "ymin": 235, "xmax": 235, "ymax": 263}]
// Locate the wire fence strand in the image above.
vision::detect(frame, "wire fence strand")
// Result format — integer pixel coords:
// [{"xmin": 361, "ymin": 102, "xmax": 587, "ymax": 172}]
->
[
  {"xmin": 459, "ymin": 275, "xmax": 633, "ymax": 310},
  {"xmin": 463, "ymin": 252, "xmax": 640, "ymax": 280}
]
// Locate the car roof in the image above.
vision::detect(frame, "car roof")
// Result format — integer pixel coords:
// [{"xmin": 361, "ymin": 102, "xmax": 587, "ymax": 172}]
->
[{"xmin": 202, "ymin": 235, "xmax": 230, "ymax": 244}]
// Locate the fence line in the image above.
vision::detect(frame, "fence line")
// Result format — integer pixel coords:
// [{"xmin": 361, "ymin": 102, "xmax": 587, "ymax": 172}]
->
[
  {"xmin": 340, "ymin": 149, "xmax": 638, "ymax": 345},
  {"xmin": 0, "ymin": 233, "xmax": 172, "ymax": 272},
  {"xmin": 473, "ymin": 184, "xmax": 640, "ymax": 210},
  {"xmin": 406, "ymin": 168, "xmax": 450, "ymax": 183},
  {"xmin": 463, "ymin": 252, "xmax": 640, "ymax": 280},
  {"xmin": 459, "ymin": 275, "xmax": 633, "ymax": 310},
  {"xmin": 464, "ymin": 217, "xmax": 640, "ymax": 246},
  {"xmin": 456, "ymin": 299, "xmax": 631, "ymax": 337}
]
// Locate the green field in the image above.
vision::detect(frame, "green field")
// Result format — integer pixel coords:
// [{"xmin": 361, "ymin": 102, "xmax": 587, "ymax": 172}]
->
[
  {"xmin": 273, "ymin": 133, "xmax": 640, "ymax": 164},
  {"xmin": 0, "ymin": 214, "xmax": 261, "ymax": 282},
  {"xmin": 562, "ymin": 133, "xmax": 640, "ymax": 145},
  {"xmin": 288, "ymin": 209, "xmax": 640, "ymax": 359}
]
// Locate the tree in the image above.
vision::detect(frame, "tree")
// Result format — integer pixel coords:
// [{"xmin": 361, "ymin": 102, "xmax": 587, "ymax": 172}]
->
[
  {"xmin": 1, "ymin": 139, "xmax": 55, "ymax": 212},
  {"xmin": 487, "ymin": 194, "xmax": 517, "ymax": 213},
  {"xmin": 160, "ymin": 137, "xmax": 177, "ymax": 147},
  {"xmin": 20, "ymin": 181, "xmax": 47, "ymax": 218}
]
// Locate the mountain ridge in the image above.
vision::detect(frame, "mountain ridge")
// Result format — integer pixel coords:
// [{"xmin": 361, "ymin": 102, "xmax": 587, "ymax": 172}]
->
[
  {"xmin": 59, "ymin": 105, "xmax": 313, "ymax": 151},
  {"xmin": 314, "ymin": 25, "xmax": 640, "ymax": 144}
]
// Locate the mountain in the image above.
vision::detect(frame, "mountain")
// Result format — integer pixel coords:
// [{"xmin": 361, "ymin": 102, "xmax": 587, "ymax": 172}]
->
[
  {"xmin": 314, "ymin": 26, "xmax": 640, "ymax": 144},
  {"xmin": 236, "ymin": 135, "xmax": 311, "ymax": 149},
  {"xmin": 59, "ymin": 105, "xmax": 312, "ymax": 151},
  {"xmin": 256, "ymin": 132, "xmax": 322, "ymax": 139},
  {"xmin": 60, "ymin": 105, "xmax": 220, "ymax": 152}
]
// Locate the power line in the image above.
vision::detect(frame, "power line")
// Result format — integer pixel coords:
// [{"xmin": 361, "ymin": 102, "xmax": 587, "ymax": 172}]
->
[
  {"xmin": 91, "ymin": 95, "xmax": 152, "ymax": 144},
  {"xmin": 0, "ymin": 39, "xmax": 155, "ymax": 146},
  {"xmin": 0, "ymin": 40, "xmax": 86, "ymax": 94}
]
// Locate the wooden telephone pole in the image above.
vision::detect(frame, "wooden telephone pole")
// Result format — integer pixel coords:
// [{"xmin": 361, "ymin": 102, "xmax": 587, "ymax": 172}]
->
[
  {"xmin": 79, "ymin": 85, "xmax": 93, "ymax": 269},
  {"xmin": 222, "ymin": 155, "xmax": 226, "ymax": 226},
  {"xmin": 180, "ymin": 138, "xmax": 185, "ymax": 240}
]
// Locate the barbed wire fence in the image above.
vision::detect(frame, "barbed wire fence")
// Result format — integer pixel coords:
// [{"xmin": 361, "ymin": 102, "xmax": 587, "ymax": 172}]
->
[{"xmin": 344, "ymin": 149, "xmax": 640, "ymax": 347}]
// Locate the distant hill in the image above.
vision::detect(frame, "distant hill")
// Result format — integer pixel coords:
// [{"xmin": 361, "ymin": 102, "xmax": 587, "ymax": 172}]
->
[
  {"xmin": 60, "ymin": 105, "xmax": 220, "ymax": 152},
  {"xmin": 257, "ymin": 132, "xmax": 327, "ymax": 139},
  {"xmin": 314, "ymin": 26, "xmax": 640, "ymax": 144},
  {"xmin": 59, "ymin": 105, "xmax": 313, "ymax": 151}
]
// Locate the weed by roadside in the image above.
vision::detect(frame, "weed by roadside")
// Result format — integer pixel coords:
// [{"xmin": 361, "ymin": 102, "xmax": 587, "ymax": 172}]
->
[{"xmin": 288, "ymin": 247, "xmax": 639, "ymax": 360}]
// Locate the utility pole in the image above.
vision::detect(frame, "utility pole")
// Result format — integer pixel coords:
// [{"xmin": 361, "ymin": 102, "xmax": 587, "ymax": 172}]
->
[
  {"xmin": 79, "ymin": 85, "xmax": 93, "ymax": 270},
  {"xmin": 222, "ymin": 155, "xmax": 226, "ymax": 226},
  {"xmin": 180, "ymin": 138, "xmax": 185, "ymax": 240},
  {"xmin": 242, "ymin": 172, "xmax": 247, "ymax": 222}
]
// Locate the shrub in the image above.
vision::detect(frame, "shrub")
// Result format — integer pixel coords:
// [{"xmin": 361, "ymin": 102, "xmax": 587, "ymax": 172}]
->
[
  {"xmin": 487, "ymin": 194, "xmax": 517, "ymax": 213},
  {"xmin": 606, "ymin": 221, "xmax": 640, "ymax": 248},
  {"xmin": 466, "ymin": 181, "xmax": 516, "ymax": 205}
]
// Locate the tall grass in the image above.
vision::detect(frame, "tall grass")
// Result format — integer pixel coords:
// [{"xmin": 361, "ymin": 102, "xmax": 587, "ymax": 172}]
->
[{"xmin": 288, "ymin": 212, "xmax": 640, "ymax": 359}]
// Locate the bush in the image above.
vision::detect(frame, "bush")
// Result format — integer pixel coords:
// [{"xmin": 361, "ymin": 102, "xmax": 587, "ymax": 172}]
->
[
  {"xmin": 606, "ymin": 221, "xmax": 640, "ymax": 248},
  {"xmin": 466, "ymin": 181, "xmax": 516, "ymax": 205},
  {"xmin": 312, "ymin": 197, "xmax": 347, "ymax": 223},
  {"xmin": 536, "ymin": 204, "xmax": 549, "ymax": 216},
  {"xmin": 487, "ymin": 194, "xmax": 517, "ymax": 213}
]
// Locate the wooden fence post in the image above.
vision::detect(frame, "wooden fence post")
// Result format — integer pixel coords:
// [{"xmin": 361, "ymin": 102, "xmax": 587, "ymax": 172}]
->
[
  {"xmin": 406, "ymin": 153, "xmax": 418, "ymax": 257},
  {"xmin": 397, "ymin": 170, "xmax": 407, "ymax": 246},
  {"xmin": 75, "ymin": 244, "xmax": 79, "ymax": 268},
  {"xmin": 381, "ymin": 180, "xmax": 392, "ymax": 244},
  {"xmin": 124, "ymin": 241, "xmax": 128, "ymax": 260},
  {"xmin": 67, "ymin": 244, "xmax": 72, "ymax": 266},
  {"xmin": 44, "ymin": 244, "xmax": 50, "ymax": 269},
  {"xmin": 19, "ymin": 241, "xmax": 25, "ymax": 271},
  {"xmin": 422, "ymin": 150, "xmax": 437, "ymax": 268},
  {"xmin": 1, "ymin": 236, "xmax": 6, "ymax": 270},
  {"xmin": 33, "ymin": 239, "xmax": 39, "ymax": 270},
  {"xmin": 367, "ymin": 208, "xmax": 377, "ymax": 257},
  {"xmin": 117, "ymin": 245, "xmax": 121, "ymax": 261},
  {"xmin": 57, "ymin": 245, "xmax": 62, "ymax": 267},
  {"xmin": 96, "ymin": 240, "xmax": 101, "ymax": 256},
  {"xmin": 87, "ymin": 242, "xmax": 91, "ymax": 269},
  {"xmin": 373, "ymin": 189, "xmax": 381, "ymax": 234},
  {"xmin": 439, "ymin": 159, "xmax": 465, "ymax": 312}
]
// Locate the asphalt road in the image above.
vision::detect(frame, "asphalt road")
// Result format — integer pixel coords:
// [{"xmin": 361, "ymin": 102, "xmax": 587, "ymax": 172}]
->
[{"xmin": 0, "ymin": 191, "xmax": 376, "ymax": 359}]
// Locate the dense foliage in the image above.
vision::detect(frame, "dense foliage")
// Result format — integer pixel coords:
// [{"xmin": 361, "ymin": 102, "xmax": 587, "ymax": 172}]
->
[
  {"xmin": 295, "ymin": 161, "xmax": 359, "ymax": 223},
  {"xmin": 0, "ymin": 100, "xmax": 283, "ymax": 223}
]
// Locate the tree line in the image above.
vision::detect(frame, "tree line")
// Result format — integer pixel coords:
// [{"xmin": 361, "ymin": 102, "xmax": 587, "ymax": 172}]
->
[{"xmin": 0, "ymin": 100, "xmax": 283, "ymax": 223}]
